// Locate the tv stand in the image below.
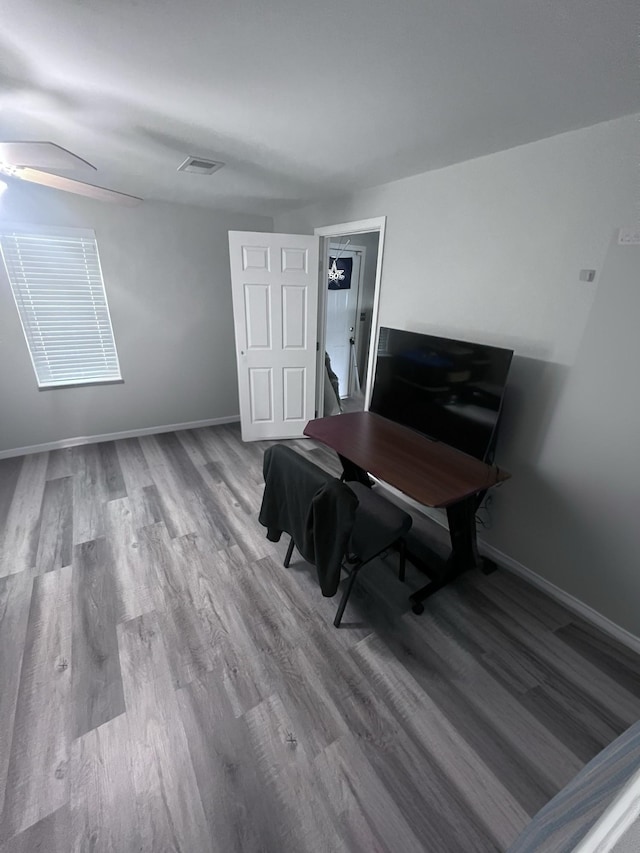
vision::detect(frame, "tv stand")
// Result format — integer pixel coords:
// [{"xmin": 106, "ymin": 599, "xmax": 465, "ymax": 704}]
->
[{"xmin": 303, "ymin": 412, "xmax": 510, "ymax": 613}]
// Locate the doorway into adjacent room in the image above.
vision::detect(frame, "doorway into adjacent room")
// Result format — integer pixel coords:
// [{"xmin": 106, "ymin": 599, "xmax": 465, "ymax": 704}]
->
[
  {"xmin": 228, "ymin": 217, "xmax": 385, "ymax": 441},
  {"xmin": 315, "ymin": 218, "xmax": 385, "ymax": 418}
]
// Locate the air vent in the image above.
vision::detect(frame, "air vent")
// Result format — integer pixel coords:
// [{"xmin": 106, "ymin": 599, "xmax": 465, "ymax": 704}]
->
[{"xmin": 177, "ymin": 156, "xmax": 225, "ymax": 175}]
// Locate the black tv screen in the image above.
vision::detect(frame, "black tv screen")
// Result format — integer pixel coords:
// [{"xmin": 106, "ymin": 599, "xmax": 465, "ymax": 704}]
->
[{"xmin": 369, "ymin": 327, "xmax": 513, "ymax": 461}]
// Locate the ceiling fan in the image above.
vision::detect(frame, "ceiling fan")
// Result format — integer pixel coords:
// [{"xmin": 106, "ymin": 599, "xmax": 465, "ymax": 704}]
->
[{"xmin": 0, "ymin": 141, "xmax": 143, "ymax": 206}]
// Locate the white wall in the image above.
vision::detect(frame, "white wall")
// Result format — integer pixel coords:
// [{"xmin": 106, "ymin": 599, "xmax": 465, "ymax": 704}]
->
[
  {"xmin": 275, "ymin": 113, "xmax": 640, "ymax": 636},
  {"xmin": 0, "ymin": 182, "xmax": 271, "ymax": 452}
]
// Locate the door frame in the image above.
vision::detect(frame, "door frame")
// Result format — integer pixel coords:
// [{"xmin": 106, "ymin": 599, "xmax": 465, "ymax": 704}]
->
[
  {"xmin": 326, "ymin": 241, "xmax": 367, "ymax": 397},
  {"xmin": 314, "ymin": 216, "xmax": 386, "ymax": 416}
]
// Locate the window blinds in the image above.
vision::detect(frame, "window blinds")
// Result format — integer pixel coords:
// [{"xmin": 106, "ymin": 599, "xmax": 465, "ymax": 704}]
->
[{"xmin": 0, "ymin": 228, "xmax": 122, "ymax": 388}]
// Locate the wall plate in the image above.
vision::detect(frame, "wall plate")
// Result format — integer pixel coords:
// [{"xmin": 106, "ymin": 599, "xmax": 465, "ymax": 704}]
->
[{"xmin": 618, "ymin": 227, "xmax": 640, "ymax": 245}]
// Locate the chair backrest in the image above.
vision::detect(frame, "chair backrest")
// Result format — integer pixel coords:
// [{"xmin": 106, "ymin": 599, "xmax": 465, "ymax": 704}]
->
[
  {"xmin": 260, "ymin": 445, "xmax": 358, "ymax": 596},
  {"xmin": 260, "ymin": 444, "xmax": 412, "ymax": 590},
  {"xmin": 260, "ymin": 445, "xmax": 351, "ymax": 534},
  {"xmin": 347, "ymin": 480, "xmax": 413, "ymax": 563}
]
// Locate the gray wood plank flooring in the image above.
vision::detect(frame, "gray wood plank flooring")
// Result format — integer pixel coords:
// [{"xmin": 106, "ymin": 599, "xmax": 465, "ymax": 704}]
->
[
  {"xmin": 0, "ymin": 423, "xmax": 639, "ymax": 852},
  {"xmin": 71, "ymin": 538, "xmax": 125, "ymax": 739}
]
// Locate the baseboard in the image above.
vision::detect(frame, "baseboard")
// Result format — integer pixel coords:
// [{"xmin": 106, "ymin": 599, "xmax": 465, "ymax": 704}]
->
[
  {"xmin": 378, "ymin": 480, "xmax": 640, "ymax": 656},
  {"xmin": 480, "ymin": 541, "xmax": 640, "ymax": 656},
  {"xmin": 574, "ymin": 766, "xmax": 640, "ymax": 853},
  {"xmin": 0, "ymin": 415, "xmax": 241, "ymax": 460}
]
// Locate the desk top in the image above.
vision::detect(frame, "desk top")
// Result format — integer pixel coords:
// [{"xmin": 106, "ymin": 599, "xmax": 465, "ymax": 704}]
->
[{"xmin": 303, "ymin": 411, "xmax": 510, "ymax": 508}]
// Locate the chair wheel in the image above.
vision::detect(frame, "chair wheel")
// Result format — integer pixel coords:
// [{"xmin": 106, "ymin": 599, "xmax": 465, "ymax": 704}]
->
[{"xmin": 412, "ymin": 602, "xmax": 425, "ymax": 615}]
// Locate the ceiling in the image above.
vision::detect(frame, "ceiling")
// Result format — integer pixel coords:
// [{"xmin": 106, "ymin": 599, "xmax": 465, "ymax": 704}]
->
[{"xmin": 1, "ymin": 0, "xmax": 638, "ymax": 216}]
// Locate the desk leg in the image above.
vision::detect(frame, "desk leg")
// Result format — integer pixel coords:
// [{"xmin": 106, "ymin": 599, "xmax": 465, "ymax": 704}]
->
[
  {"xmin": 409, "ymin": 496, "xmax": 480, "ymax": 615},
  {"xmin": 338, "ymin": 454, "xmax": 372, "ymax": 487}
]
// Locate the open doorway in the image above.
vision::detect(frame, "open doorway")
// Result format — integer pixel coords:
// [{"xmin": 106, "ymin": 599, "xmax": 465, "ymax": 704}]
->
[{"xmin": 315, "ymin": 217, "xmax": 386, "ymax": 418}]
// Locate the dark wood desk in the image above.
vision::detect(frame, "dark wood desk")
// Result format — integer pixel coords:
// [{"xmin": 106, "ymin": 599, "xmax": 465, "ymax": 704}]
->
[{"xmin": 303, "ymin": 411, "xmax": 511, "ymax": 612}]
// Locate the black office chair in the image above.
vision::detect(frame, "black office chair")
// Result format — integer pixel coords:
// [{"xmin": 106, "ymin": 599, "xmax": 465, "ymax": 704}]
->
[{"xmin": 259, "ymin": 445, "xmax": 412, "ymax": 627}]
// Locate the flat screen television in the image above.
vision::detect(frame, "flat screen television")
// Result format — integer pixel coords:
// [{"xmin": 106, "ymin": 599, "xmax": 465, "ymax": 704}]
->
[{"xmin": 369, "ymin": 327, "xmax": 513, "ymax": 461}]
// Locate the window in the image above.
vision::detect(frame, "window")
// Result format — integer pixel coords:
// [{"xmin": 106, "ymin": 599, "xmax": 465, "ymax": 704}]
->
[{"xmin": 0, "ymin": 226, "xmax": 122, "ymax": 388}]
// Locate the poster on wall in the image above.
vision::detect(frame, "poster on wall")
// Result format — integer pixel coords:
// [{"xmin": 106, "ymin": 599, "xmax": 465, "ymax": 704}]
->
[{"xmin": 327, "ymin": 256, "xmax": 352, "ymax": 290}]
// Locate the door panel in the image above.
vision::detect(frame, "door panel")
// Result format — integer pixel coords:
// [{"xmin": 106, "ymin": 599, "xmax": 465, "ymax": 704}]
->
[
  {"xmin": 283, "ymin": 367, "xmax": 305, "ymax": 420},
  {"xmin": 244, "ymin": 284, "xmax": 271, "ymax": 349},
  {"xmin": 242, "ymin": 245, "xmax": 271, "ymax": 270},
  {"xmin": 281, "ymin": 247, "xmax": 308, "ymax": 272},
  {"xmin": 282, "ymin": 286, "xmax": 307, "ymax": 349},
  {"xmin": 229, "ymin": 231, "xmax": 319, "ymax": 441},
  {"xmin": 249, "ymin": 368, "xmax": 273, "ymax": 423}
]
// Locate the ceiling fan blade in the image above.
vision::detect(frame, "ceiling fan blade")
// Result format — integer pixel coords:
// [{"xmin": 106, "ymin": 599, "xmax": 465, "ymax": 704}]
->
[
  {"xmin": 11, "ymin": 167, "xmax": 143, "ymax": 206},
  {"xmin": 0, "ymin": 141, "xmax": 96, "ymax": 171}
]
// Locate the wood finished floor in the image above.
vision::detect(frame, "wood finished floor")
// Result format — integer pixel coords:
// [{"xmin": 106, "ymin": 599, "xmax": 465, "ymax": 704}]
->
[{"xmin": 1, "ymin": 423, "xmax": 639, "ymax": 852}]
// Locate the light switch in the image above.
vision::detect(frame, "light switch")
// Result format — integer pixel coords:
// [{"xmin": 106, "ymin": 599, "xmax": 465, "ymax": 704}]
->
[{"xmin": 579, "ymin": 269, "xmax": 596, "ymax": 282}]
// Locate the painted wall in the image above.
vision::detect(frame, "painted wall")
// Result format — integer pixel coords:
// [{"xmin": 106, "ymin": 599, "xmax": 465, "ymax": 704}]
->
[
  {"xmin": 0, "ymin": 182, "xmax": 271, "ymax": 452},
  {"xmin": 275, "ymin": 113, "xmax": 640, "ymax": 636}
]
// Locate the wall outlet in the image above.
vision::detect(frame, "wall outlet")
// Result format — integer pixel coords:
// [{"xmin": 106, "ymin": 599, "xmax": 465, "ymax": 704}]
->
[
  {"xmin": 618, "ymin": 227, "xmax": 640, "ymax": 245},
  {"xmin": 579, "ymin": 269, "xmax": 596, "ymax": 282}
]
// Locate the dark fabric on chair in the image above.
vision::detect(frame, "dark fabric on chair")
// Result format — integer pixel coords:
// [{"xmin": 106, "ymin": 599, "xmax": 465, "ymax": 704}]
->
[
  {"xmin": 348, "ymin": 481, "xmax": 413, "ymax": 563},
  {"xmin": 259, "ymin": 445, "xmax": 358, "ymax": 596}
]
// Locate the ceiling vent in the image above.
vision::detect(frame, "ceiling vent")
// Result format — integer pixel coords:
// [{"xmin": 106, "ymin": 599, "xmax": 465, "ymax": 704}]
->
[{"xmin": 177, "ymin": 156, "xmax": 225, "ymax": 175}]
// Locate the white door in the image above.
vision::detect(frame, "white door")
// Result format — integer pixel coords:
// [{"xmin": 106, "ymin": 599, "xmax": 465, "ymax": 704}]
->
[
  {"xmin": 229, "ymin": 231, "xmax": 319, "ymax": 441},
  {"xmin": 325, "ymin": 248, "xmax": 361, "ymax": 397}
]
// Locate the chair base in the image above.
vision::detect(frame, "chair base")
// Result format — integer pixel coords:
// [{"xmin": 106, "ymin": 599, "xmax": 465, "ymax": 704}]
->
[{"xmin": 283, "ymin": 536, "xmax": 407, "ymax": 628}]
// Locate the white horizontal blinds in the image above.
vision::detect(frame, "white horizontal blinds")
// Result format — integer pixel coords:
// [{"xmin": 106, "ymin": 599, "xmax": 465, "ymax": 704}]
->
[{"xmin": 0, "ymin": 229, "xmax": 122, "ymax": 387}]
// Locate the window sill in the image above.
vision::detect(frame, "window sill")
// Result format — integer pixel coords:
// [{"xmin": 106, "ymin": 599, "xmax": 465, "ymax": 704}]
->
[{"xmin": 37, "ymin": 378, "xmax": 124, "ymax": 391}]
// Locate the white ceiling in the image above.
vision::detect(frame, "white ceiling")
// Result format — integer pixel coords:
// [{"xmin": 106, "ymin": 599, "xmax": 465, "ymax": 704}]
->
[{"xmin": 1, "ymin": 0, "xmax": 638, "ymax": 216}]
